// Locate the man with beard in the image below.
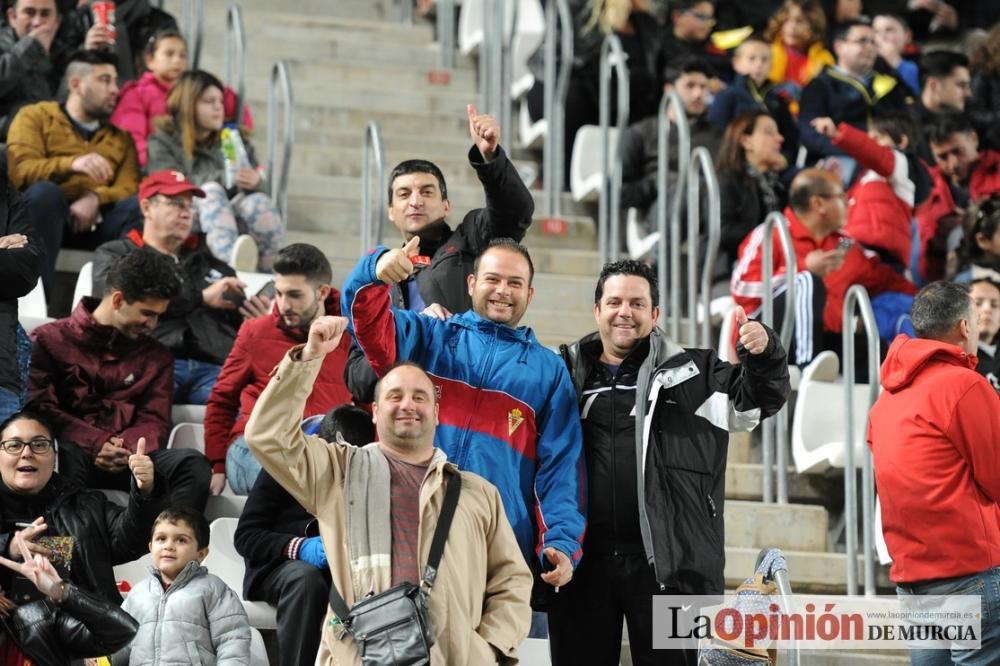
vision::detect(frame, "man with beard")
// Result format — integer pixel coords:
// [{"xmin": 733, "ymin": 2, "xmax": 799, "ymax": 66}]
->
[
  {"xmin": 6, "ymin": 49, "xmax": 142, "ymax": 293},
  {"xmin": 204, "ymin": 243, "xmax": 353, "ymax": 495},
  {"xmin": 343, "ymin": 238, "xmax": 586, "ymax": 629},
  {"xmin": 344, "ymin": 103, "xmax": 534, "ymax": 404},
  {"xmin": 91, "ymin": 170, "xmax": 269, "ymax": 408}
]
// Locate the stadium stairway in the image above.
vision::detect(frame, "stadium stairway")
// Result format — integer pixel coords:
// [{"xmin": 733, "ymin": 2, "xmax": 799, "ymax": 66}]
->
[{"xmin": 158, "ymin": 2, "xmax": 907, "ymax": 663}]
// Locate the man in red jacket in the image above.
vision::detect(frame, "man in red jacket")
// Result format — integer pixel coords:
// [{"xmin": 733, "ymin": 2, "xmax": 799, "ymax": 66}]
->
[
  {"xmin": 204, "ymin": 243, "xmax": 352, "ymax": 495},
  {"xmin": 27, "ymin": 249, "xmax": 212, "ymax": 510},
  {"xmin": 731, "ymin": 168, "xmax": 917, "ymax": 365},
  {"xmin": 915, "ymin": 112, "xmax": 1000, "ymax": 282},
  {"xmin": 867, "ymin": 281, "xmax": 1000, "ymax": 662}
]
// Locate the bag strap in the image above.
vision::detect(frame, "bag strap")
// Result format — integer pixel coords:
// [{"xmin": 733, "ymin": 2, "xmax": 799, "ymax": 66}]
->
[
  {"xmin": 327, "ymin": 469, "xmax": 463, "ymax": 622},
  {"xmin": 421, "ymin": 470, "xmax": 461, "ymax": 590}
]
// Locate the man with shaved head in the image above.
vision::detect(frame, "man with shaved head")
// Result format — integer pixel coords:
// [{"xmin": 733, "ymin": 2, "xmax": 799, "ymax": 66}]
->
[{"xmin": 731, "ymin": 167, "xmax": 918, "ymax": 365}]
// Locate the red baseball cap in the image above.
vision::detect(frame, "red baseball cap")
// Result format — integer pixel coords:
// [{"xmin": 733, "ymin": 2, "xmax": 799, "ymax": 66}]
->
[{"xmin": 139, "ymin": 170, "xmax": 206, "ymax": 201}]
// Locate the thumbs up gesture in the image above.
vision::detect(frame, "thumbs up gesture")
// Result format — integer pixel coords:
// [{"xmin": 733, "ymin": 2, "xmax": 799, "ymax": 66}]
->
[
  {"xmin": 735, "ymin": 307, "xmax": 770, "ymax": 355},
  {"xmin": 128, "ymin": 437, "xmax": 155, "ymax": 495},
  {"xmin": 467, "ymin": 103, "xmax": 500, "ymax": 160},
  {"xmin": 376, "ymin": 236, "xmax": 420, "ymax": 285}
]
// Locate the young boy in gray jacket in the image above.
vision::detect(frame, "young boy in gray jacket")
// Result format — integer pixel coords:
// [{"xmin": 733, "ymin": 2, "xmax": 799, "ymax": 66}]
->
[{"xmin": 113, "ymin": 508, "xmax": 250, "ymax": 665}]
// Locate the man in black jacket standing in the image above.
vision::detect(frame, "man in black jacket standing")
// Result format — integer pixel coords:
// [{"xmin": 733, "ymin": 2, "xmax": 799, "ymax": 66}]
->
[
  {"xmin": 345, "ymin": 102, "xmax": 535, "ymax": 403},
  {"xmin": 0, "ymin": 181, "xmax": 44, "ymax": 422},
  {"xmin": 550, "ymin": 260, "xmax": 790, "ymax": 666}
]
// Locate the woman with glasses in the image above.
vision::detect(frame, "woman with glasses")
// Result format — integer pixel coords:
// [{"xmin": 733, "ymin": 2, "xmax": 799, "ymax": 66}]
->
[
  {"xmin": 0, "ymin": 411, "xmax": 163, "ymax": 609},
  {"xmin": 148, "ymin": 70, "xmax": 284, "ymax": 271}
]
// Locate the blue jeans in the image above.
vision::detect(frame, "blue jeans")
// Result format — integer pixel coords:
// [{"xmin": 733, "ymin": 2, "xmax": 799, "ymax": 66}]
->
[
  {"xmin": 226, "ymin": 436, "xmax": 262, "ymax": 495},
  {"xmin": 173, "ymin": 359, "xmax": 222, "ymax": 405},
  {"xmin": 0, "ymin": 387, "xmax": 21, "ymax": 424},
  {"xmin": 897, "ymin": 566, "xmax": 1000, "ymax": 664}
]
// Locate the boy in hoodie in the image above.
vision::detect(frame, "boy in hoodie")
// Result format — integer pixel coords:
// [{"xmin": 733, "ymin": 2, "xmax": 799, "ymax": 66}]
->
[
  {"xmin": 811, "ymin": 111, "xmax": 931, "ymax": 273},
  {"xmin": 867, "ymin": 281, "xmax": 1000, "ymax": 663},
  {"xmin": 114, "ymin": 508, "xmax": 250, "ymax": 665},
  {"xmin": 708, "ymin": 36, "xmax": 800, "ymax": 164}
]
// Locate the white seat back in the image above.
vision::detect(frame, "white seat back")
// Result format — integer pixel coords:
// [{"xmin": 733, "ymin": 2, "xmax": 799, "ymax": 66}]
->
[
  {"xmin": 204, "ymin": 518, "xmax": 278, "ymax": 629},
  {"xmin": 570, "ymin": 125, "xmax": 618, "ymax": 203},
  {"xmin": 17, "ymin": 278, "xmax": 46, "ymax": 319},
  {"xmin": 791, "ymin": 351, "xmax": 874, "ymax": 474},
  {"xmin": 236, "ymin": 271, "xmax": 273, "ymax": 299},
  {"xmin": 172, "ymin": 404, "xmax": 207, "ymax": 425},
  {"xmin": 458, "ymin": 0, "xmax": 484, "ymax": 54},
  {"xmin": 72, "ymin": 262, "xmax": 94, "ymax": 309},
  {"xmin": 718, "ymin": 303, "xmax": 740, "ymax": 364},
  {"xmin": 510, "ymin": 0, "xmax": 545, "ymax": 99},
  {"xmin": 518, "ymin": 100, "xmax": 546, "ymax": 149},
  {"xmin": 167, "ymin": 422, "xmax": 205, "ymax": 453},
  {"xmin": 113, "ymin": 553, "xmax": 153, "ymax": 594}
]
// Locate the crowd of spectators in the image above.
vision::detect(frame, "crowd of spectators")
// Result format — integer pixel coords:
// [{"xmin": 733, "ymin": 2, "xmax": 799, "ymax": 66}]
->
[{"xmin": 0, "ymin": 0, "xmax": 997, "ymax": 663}]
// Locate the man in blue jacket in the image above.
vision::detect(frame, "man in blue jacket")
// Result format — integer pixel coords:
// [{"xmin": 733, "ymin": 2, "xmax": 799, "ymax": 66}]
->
[{"xmin": 342, "ymin": 237, "xmax": 586, "ymax": 614}]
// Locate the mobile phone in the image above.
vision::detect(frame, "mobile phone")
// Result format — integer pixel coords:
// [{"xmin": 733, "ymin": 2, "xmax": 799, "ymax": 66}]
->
[
  {"xmin": 222, "ymin": 289, "xmax": 246, "ymax": 307},
  {"xmin": 256, "ymin": 280, "xmax": 276, "ymax": 299}
]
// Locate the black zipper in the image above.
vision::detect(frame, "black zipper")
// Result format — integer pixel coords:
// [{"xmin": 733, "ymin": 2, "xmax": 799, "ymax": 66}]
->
[
  {"xmin": 707, "ymin": 494, "xmax": 717, "ymax": 518},
  {"xmin": 610, "ymin": 369, "xmax": 619, "ymax": 554}
]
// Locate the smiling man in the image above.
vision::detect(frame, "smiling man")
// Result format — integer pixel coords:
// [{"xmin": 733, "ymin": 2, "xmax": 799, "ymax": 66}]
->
[
  {"xmin": 204, "ymin": 243, "xmax": 353, "ymax": 495},
  {"xmin": 343, "ymin": 238, "xmax": 586, "ymax": 621},
  {"xmin": 552, "ymin": 260, "xmax": 790, "ymax": 666}
]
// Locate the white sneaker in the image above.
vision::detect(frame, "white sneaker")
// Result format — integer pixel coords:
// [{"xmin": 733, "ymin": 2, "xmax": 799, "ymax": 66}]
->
[{"xmin": 230, "ymin": 234, "xmax": 259, "ymax": 272}]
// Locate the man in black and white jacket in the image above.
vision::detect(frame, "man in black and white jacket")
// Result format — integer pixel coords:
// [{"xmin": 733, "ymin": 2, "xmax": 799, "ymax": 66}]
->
[{"xmin": 551, "ymin": 259, "xmax": 790, "ymax": 666}]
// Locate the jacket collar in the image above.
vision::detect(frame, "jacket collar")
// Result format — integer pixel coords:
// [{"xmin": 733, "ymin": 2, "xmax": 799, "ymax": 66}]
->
[
  {"xmin": 150, "ymin": 560, "xmax": 207, "ymax": 592},
  {"xmin": 452, "ymin": 310, "xmax": 537, "ymax": 344},
  {"xmin": 126, "ymin": 228, "xmax": 200, "ymax": 253},
  {"xmin": 68, "ymin": 297, "xmax": 136, "ymax": 351}
]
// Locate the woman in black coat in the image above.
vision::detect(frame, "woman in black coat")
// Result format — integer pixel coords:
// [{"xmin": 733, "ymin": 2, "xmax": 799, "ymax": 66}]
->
[{"xmin": 716, "ymin": 110, "xmax": 790, "ymax": 266}]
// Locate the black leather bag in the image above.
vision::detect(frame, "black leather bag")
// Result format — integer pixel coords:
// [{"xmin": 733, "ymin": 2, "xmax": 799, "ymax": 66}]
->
[{"xmin": 328, "ymin": 473, "xmax": 461, "ymax": 666}]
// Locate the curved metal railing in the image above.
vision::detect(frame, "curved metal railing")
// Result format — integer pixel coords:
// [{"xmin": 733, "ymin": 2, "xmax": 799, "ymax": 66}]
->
[
  {"xmin": 223, "ymin": 5, "xmax": 246, "ymax": 126},
  {"xmin": 361, "ymin": 121, "xmax": 386, "ymax": 254},
  {"xmin": 842, "ymin": 285, "xmax": 880, "ymax": 597},
  {"xmin": 759, "ymin": 212, "xmax": 797, "ymax": 504},
  {"xmin": 182, "ymin": 0, "xmax": 205, "ymax": 69},
  {"xmin": 542, "ymin": 0, "xmax": 572, "ymax": 217},
  {"xmin": 655, "ymin": 90, "xmax": 690, "ymax": 335},
  {"xmin": 684, "ymin": 147, "xmax": 720, "ymax": 348},
  {"xmin": 266, "ymin": 61, "xmax": 294, "ymax": 221},
  {"xmin": 597, "ymin": 33, "xmax": 629, "ymax": 266}
]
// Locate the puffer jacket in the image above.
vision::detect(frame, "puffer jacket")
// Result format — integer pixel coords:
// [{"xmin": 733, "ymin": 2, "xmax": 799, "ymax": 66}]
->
[
  {"xmin": 832, "ymin": 122, "xmax": 931, "ymax": 267},
  {"xmin": 0, "ymin": 183, "xmax": 44, "ymax": 396},
  {"xmin": 92, "ymin": 230, "xmax": 241, "ymax": 365},
  {"xmin": 147, "ymin": 123, "xmax": 264, "ymax": 195},
  {"xmin": 0, "ymin": 474, "xmax": 166, "ymax": 605},
  {"xmin": 244, "ymin": 350, "xmax": 533, "ymax": 665},
  {"xmin": 115, "ymin": 561, "xmax": 250, "ymax": 665},
  {"xmin": 561, "ymin": 328, "xmax": 790, "ymax": 594},
  {"xmin": 2, "ymin": 583, "xmax": 138, "ymax": 666}
]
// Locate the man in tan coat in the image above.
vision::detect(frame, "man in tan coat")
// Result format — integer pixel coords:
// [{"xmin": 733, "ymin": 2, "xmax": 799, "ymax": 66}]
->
[{"xmin": 244, "ymin": 314, "xmax": 532, "ymax": 665}]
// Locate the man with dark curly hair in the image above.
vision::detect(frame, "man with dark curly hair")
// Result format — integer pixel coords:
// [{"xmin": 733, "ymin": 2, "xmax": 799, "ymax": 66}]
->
[{"xmin": 27, "ymin": 249, "xmax": 211, "ymax": 510}]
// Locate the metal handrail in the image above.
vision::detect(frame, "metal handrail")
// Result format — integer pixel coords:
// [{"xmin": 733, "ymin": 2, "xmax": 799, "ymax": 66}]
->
[
  {"xmin": 361, "ymin": 121, "xmax": 386, "ymax": 254},
  {"xmin": 655, "ymin": 90, "xmax": 690, "ymax": 335},
  {"xmin": 182, "ymin": 0, "xmax": 204, "ymax": 69},
  {"xmin": 438, "ymin": 0, "xmax": 456, "ymax": 69},
  {"xmin": 223, "ymin": 5, "xmax": 246, "ymax": 126},
  {"xmin": 399, "ymin": 0, "xmax": 413, "ymax": 23},
  {"xmin": 499, "ymin": 0, "xmax": 518, "ymax": 150},
  {"xmin": 266, "ymin": 61, "xmax": 294, "ymax": 221},
  {"xmin": 842, "ymin": 285, "xmax": 880, "ymax": 597},
  {"xmin": 685, "ymin": 147, "xmax": 720, "ymax": 348},
  {"xmin": 598, "ymin": 34, "xmax": 629, "ymax": 265},
  {"xmin": 542, "ymin": 0, "xmax": 572, "ymax": 217},
  {"xmin": 759, "ymin": 212, "xmax": 797, "ymax": 504}
]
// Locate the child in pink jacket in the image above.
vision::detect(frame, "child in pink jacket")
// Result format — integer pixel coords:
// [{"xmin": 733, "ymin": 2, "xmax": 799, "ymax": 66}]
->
[{"xmin": 111, "ymin": 29, "xmax": 253, "ymax": 169}]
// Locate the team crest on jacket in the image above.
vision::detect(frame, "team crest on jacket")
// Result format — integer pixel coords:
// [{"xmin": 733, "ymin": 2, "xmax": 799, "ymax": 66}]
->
[{"xmin": 508, "ymin": 408, "xmax": 524, "ymax": 436}]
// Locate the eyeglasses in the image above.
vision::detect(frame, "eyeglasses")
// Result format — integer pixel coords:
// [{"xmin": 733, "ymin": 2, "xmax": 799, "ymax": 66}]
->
[
  {"xmin": 0, "ymin": 438, "xmax": 54, "ymax": 454},
  {"xmin": 154, "ymin": 196, "xmax": 195, "ymax": 212},
  {"xmin": 684, "ymin": 9, "xmax": 716, "ymax": 24}
]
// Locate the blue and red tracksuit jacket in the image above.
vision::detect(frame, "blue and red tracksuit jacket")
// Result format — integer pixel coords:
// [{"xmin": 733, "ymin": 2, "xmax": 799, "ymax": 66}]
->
[{"xmin": 343, "ymin": 247, "xmax": 587, "ymax": 571}]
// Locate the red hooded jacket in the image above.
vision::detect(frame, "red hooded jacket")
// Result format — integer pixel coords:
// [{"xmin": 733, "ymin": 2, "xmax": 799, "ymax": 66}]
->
[
  {"xmin": 203, "ymin": 293, "xmax": 352, "ymax": 473},
  {"xmin": 867, "ymin": 335, "xmax": 1000, "ymax": 583}
]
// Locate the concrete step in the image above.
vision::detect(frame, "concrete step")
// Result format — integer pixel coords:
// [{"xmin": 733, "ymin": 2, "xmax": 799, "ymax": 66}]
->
[
  {"xmin": 726, "ymin": 463, "xmax": 825, "ymax": 504},
  {"xmin": 166, "ymin": 0, "xmax": 418, "ymax": 26},
  {"xmin": 727, "ymin": 431, "xmax": 753, "ymax": 464},
  {"xmin": 725, "ymin": 500, "xmax": 828, "ymax": 552},
  {"xmin": 725, "ymin": 547, "xmax": 888, "ymax": 594}
]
